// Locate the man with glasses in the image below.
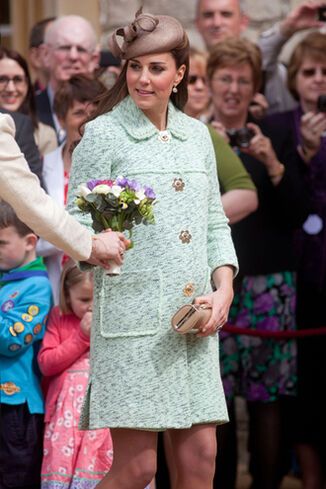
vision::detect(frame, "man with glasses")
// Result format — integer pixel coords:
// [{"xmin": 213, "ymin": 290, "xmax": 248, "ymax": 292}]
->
[{"xmin": 35, "ymin": 15, "xmax": 99, "ymax": 142}]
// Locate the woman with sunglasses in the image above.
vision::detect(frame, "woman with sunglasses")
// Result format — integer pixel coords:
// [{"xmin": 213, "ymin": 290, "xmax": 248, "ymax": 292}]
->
[
  {"xmin": 0, "ymin": 47, "xmax": 57, "ymax": 156},
  {"xmin": 268, "ymin": 31, "xmax": 326, "ymax": 489}
]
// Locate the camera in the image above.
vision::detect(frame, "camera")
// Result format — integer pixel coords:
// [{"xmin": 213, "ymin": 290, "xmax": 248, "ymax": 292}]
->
[
  {"xmin": 317, "ymin": 95, "xmax": 326, "ymax": 112},
  {"xmin": 318, "ymin": 6, "xmax": 326, "ymax": 22},
  {"xmin": 226, "ymin": 127, "xmax": 255, "ymax": 149}
]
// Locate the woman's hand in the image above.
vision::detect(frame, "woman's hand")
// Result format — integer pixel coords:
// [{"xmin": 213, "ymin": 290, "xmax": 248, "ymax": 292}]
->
[
  {"xmin": 248, "ymin": 93, "xmax": 269, "ymax": 120},
  {"xmin": 243, "ymin": 123, "xmax": 277, "ymax": 167},
  {"xmin": 299, "ymin": 111, "xmax": 326, "ymax": 162},
  {"xmin": 243, "ymin": 123, "xmax": 285, "ymax": 183},
  {"xmin": 210, "ymin": 120, "xmax": 230, "ymax": 142},
  {"xmin": 80, "ymin": 311, "xmax": 92, "ymax": 337},
  {"xmin": 194, "ymin": 265, "xmax": 234, "ymax": 337},
  {"xmin": 88, "ymin": 229, "xmax": 130, "ymax": 269}
]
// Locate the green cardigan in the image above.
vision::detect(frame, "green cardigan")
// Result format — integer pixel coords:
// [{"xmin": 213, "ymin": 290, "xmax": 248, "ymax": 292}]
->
[{"xmin": 207, "ymin": 124, "xmax": 256, "ymax": 193}]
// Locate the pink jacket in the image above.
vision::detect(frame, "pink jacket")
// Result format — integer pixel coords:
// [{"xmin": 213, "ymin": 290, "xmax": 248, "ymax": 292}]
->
[{"xmin": 38, "ymin": 306, "xmax": 90, "ymax": 422}]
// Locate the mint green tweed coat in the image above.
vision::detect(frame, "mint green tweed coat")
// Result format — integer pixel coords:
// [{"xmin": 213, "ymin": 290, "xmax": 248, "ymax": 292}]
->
[{"xmin": 67, "ymin": 96, "xmax": 238, "ymax": 431}]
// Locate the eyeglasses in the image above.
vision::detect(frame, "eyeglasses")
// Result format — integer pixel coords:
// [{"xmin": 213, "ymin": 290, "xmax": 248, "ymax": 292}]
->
[
  {"xmin": 0, "ymin": 75, "xmax": 27, "ymax": 88},
  {"xmin": 211, "ymin": 75, "xmax": 252, "ymax": 89},
  {"xmin": 188, "ymin": 75, "xmax": 207, "ymax": 85},
  {"xmin": 300, "ymin": 67, "xmax": 326, "ymax": 78},
  {"xmin": 52, "ymin": 44, "xmax": 92, "ymax": 56}
]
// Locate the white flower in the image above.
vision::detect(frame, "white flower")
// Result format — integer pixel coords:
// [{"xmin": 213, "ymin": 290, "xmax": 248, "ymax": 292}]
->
[
  {"xmin": 135, "ymin": 189, "xmax": 146, "ymax": 201},
  {"xmin": 64, "ymin": 410, "xmax": 72, "ymax": 419},
  {"xmin": 62, "ymin": 446, "xmax": 73, "ymax": 457},
  {"xmin": 92, "ymin": 184, "xmax": 111, "ymax": 195},
  {"xmin": 76, "ymin": 183, "xmax": 91, "ymax": 198},
  {"xmin": 51, "ymin": 432, "xmax": 59, "ymax": 442},
  {"xmin": 110, "ymin": 185, "xmax": 122, "ymax": 197}
]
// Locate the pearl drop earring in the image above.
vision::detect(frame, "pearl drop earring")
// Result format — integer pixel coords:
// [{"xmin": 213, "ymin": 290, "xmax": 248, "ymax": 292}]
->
[{"xmin": 172, "ymin": 85, "xmax": 178, "ymax": 93}]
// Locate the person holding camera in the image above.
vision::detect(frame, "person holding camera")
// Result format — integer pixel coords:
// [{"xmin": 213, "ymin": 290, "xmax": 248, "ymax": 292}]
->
[
  {"xmin": 258, "ymin": 1, "xmax": 326, "ymax": 114},
  {"xmin": 266, "ymin": 31, "xmax": 326, "ymax": 489},
  {"xmin": 206, "ymin": 37, "xmax": 310, "ymax": 489}
]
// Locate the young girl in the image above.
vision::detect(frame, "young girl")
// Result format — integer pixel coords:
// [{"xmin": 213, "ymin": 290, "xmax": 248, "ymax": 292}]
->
[{"xmin": 38, "ymin": 259, "xmax": 113, "ymax": 489}]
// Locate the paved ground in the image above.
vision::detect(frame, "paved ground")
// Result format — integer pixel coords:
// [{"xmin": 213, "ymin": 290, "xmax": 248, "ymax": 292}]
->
[
  {"xmin": 237, "ymin": 467, "xmax": 302, "ymax": 488},
  {"xmin": 236, "ymin": 398, "xmax": 303, "ymax": 489}
]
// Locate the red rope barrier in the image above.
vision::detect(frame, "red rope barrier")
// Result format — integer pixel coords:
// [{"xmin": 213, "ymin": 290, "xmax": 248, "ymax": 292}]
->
[{"xmin": 223, "ymin": 324, "xmax": 326, "ymax": 339}]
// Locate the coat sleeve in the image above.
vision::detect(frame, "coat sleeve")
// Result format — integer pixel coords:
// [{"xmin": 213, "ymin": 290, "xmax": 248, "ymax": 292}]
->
[
  {"xmin": 0, "ymin": 114, "xmax": 92, "ymax": 261},
  {"xmin": 38, "ymin": 307, "xmax": 89, "ymax": 377},
  {"xmin": 203, "ymin": 126, "xmax": 239, "ymax": 275},
  {"xmin": 0, "ymin": 278, "xmax": 52, "ymax": 357}
]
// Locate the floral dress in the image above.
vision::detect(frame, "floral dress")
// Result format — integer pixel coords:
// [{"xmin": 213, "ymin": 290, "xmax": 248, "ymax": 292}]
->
[
  {"xmin": 41, "ymin": 352, "xmax": 113, "ymax": 489},
  {"xmin": 220, "ymin": 272, "xmax": 297, "ymax": 402}
]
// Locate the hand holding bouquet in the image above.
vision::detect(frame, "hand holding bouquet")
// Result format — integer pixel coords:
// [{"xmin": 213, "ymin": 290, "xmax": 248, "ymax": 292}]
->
[{"xmin": 75, "ymin": 176, "xmax": 156, "ymax": 274}]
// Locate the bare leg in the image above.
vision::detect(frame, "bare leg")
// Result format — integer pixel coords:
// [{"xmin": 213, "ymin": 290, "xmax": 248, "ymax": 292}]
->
[
  {"xmin": 296, "ymin": 443, "xmax": 325, "ymax": 489},
  {"xmin": 168, "ymin": 424, "xmax": 217, "ymax": 489},
  {"xmin": 96, "ymin": 428, "xmax": 158, "ymax": 489}
]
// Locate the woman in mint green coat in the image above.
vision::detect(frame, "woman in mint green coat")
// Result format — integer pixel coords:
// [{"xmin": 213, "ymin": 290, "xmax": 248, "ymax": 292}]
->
[{"xmin": 67, "ymin": 9, "xmax": 238, "ymax": 489}]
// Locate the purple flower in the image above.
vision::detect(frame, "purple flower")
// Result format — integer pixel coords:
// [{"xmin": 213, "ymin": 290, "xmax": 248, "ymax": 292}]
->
[
  {"xmin": 144, "ymin": 186, "xmax": 156, "ymax": 199},
  {"xmin": 256, "ymin": 316, "xmax": 279, "ymax": 331},
  {"xmin": 116, "ymin": 176, "xmax": 129, "ymax": 187},
  {"xmin": 87, "ymin": 179, "xmax": 103, "ymax": 190},
  {"xmin": 247, "ymin": 384, "xmax": 270, "ymax": 402},
  {"xmin": 128, "ymin": 179, "xmax": 141, "ymax": 192},
  {"xmin": 253, "ymin": 293, "xmax": 274, "ymax": 314}
]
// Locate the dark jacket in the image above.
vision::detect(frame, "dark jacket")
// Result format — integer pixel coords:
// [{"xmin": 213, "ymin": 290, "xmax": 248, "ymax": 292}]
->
[
  {"xmin": 0, "ymin": 109, "xmax": 43, "ymax": 185},
  {"xmin": 35, "ymin": 89, "xmax": 55, "ymax": 130},
  {"xmin": 231, "ymin": 115, "xmax": 310, "ymax": 277}
]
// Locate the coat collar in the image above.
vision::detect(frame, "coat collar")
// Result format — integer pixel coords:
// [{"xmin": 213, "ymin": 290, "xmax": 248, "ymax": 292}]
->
[{"xmin": 113, "ymin": 96, "xmax": 188, "ymax": 141}]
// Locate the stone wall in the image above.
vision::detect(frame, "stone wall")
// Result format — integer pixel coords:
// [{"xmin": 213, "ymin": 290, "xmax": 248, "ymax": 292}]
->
[{"xmin": 99, "ymin": 0, "xmax": 304, "ymax": 50}]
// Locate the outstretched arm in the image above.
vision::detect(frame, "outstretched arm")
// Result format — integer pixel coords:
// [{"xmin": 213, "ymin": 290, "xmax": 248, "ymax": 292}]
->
[{"xmin": 0, "ymin": 114, "xmax": 127, "ymax": 266}]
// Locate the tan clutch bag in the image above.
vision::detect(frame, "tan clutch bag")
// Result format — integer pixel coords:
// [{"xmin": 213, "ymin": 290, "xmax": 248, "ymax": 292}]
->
[{"xmin": 171, "ymin": 303, "xmax": 212, "ymax": 334}]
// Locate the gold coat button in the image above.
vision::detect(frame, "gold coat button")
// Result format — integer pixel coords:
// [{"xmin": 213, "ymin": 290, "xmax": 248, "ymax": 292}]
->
[
  {"xmin": 183, "ymin": 283, "xmax": 195, "ymax": 297},
  {"xmin": 172, "ymin": 178, "xmax": 185, "ymax": 192},
  {"xmin": 179, "ymin": 230, "xmax": 192, "ymax": 244}
]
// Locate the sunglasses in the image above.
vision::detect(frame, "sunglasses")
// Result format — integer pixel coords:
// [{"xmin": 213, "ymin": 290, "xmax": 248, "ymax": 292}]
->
[
  {"xmin": 300, "ymin": 67, "xmax": 326, "ymax": 78},
  {"xmin": 188, "ymin": 75, "xmax": 207, "ymax": 85}
]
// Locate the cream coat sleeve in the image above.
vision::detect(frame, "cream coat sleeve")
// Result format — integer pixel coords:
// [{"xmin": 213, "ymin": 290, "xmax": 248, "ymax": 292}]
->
[{"xmin": 0, "ymin": 114, "xmax": 91, "ymax": 261}]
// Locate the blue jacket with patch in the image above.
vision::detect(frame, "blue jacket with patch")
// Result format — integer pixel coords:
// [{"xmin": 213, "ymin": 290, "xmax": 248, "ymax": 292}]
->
[{"xmin": 0, "ymin": 257, "xmax": 52, "ymax": 413}]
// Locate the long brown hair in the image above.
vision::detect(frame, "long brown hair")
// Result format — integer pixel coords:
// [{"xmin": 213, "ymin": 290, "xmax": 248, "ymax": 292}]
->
[
  {"xmin": 0, "ymin": 47, "xmax": 38, "ymax": 128},
  {"xmin": 88, "ymin": 33, "xmax": 189, "ymax": 123}
]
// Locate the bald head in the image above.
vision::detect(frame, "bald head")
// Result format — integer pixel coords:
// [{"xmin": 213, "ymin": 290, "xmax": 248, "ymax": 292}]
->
[
  {"xmin": 43, "ymin": 15, "xmax": 99, "ymax": 90},
  {"xmin": 196, "ymin": 0, "xmax": 248, "ymax": 49}
]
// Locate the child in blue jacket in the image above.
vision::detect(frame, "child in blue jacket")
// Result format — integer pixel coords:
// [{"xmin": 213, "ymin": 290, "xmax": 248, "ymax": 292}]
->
[{"xmin": 0, "ymin": 201, "xmax": 52, "ymax": 489}]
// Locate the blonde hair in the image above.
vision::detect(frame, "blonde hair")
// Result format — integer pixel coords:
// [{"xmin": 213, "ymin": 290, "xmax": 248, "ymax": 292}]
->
[
  {"xmin": 207, "ymin": 37, "xmax": 262, "ymax": 93},
  {"xmin": 59, "ymin": 259, "xmax": 93, "ymax": 314},
  {"xmin": 189, "ymin": 47, "xmax": 208, "ymax": 70}
]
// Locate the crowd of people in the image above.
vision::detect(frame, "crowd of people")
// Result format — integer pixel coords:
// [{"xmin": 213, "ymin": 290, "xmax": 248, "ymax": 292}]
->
[{"xmin": 0, "ymin": 1, "xmax": 326, "ymax": 489}]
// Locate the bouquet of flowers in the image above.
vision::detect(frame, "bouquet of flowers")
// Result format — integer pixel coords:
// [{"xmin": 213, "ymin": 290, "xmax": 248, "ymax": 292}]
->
[{"xmin": 75, "ymin": 176, "xmax": 156, "ymax": 272}]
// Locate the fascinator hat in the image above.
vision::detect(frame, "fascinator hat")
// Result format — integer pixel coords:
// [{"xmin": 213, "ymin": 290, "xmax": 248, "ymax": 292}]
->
[{"xmin": 109, "ymin": 7, "xmax": 186, "ymax": 60}]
